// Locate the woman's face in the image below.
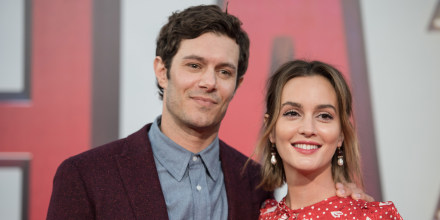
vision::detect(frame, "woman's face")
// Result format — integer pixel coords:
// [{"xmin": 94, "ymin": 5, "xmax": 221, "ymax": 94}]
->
[{"xmin": 270, "ymin": 75, "xmax": 344, "ymax": 175}]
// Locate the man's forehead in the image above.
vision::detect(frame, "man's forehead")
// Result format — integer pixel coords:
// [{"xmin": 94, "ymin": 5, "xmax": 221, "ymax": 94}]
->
[{"xmin": 177, "ymin": 34, "xmax": 239, "ymax": 58}]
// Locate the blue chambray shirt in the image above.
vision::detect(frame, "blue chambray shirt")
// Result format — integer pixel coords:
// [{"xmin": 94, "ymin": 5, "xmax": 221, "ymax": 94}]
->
[{"xmin": 148, "ymin": 117, "xmax": 228, "ymax": 220}]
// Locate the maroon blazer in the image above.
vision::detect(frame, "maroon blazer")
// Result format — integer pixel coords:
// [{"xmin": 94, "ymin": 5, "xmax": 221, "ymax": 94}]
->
[{"xmin": 47, "ymin": 124, "xmax": 272, "ymax": 219}]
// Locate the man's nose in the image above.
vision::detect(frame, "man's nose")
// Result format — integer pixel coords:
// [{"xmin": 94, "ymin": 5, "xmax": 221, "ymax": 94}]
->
[{"xmin": 198, "ymin": 69, "xmax": 216, "ymax": 91}]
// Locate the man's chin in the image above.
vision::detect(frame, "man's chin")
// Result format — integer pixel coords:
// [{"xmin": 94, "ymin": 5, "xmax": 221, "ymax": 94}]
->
[{"xmin": 186, "ymin": 118, "xmax": 221, "ymax": 132}]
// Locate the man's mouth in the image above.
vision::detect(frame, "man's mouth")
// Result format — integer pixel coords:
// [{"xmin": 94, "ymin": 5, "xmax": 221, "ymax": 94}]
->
[{"xmin": 192, "ymin": 96, "xmax": 217, "ymax": 104}]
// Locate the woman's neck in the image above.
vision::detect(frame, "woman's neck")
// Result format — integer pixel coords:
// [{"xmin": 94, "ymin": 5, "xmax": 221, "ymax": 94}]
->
[{"xmin": 284, "ymin": 165, "xmax": 336, "ymax": 210}]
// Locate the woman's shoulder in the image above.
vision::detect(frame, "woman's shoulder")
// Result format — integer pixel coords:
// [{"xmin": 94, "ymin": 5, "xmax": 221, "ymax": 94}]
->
[
  {"xmin": 260, "ymin": 198, "xmax": 279, "ymax": 214},
  {"xmin": 259, "ymin": 196, "xmax": 403, "ymax": 220},
  {"xmin": 335, "ymin": 197, "xmax": 402, "ymax": 219},
  {"xmin": 313, "ymin": 197, "xmax": 403, "ymax": 219},
  {"xmin": 357, "ymin": 200, "xmax": 403, "ymax": 219}
]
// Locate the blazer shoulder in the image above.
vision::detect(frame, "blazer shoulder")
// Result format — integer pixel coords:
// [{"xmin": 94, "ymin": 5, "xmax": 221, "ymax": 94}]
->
[
  {"xmin": 60, "ymin": 124, "xmax": 152, "ymax": 170},
  {"xmin": 219, "ymin": 140, "xmax": 249, "ymax": 162},
  {"xmin": 218, "ymin": 140, "xmax": 264, "ymax": 189},
  {"xmin": 219, "ymin": 140, "xmax": 261, "ymax": 172}
]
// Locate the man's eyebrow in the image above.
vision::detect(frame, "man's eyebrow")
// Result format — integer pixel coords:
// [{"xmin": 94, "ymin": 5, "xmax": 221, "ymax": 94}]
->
[
  {"xmin": 218, "ymin": 62, "xmax": 237, "ymax": 71},
  {"xmin": 182, "ymin": 55, "xmax": 237, "ymax": 71},
  {"xmin": 182, "ymin": 55, "xmax": 204, "ymax": 61}
]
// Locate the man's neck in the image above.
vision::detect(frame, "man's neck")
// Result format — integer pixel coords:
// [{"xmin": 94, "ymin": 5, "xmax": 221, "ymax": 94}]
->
[{"xmin": 159, "ymin": 116, "xmax": 219, "ymax": 153}]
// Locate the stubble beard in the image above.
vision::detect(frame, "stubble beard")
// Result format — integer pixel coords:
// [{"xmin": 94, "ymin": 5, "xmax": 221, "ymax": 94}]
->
[{"xmin": 165, "ymin": 94, "xmax": 227, "ymax": 135}]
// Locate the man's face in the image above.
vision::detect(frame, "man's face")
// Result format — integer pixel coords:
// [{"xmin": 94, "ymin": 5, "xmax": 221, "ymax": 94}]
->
[{"xmin": 155, "ymin": 32, "xmax": 242, "ymax": 132}]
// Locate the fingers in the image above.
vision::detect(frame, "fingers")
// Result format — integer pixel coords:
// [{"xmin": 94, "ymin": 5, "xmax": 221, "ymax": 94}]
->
[
  {"xmin": 349, "ymin": 191, "xmax": 362, "ymax": 200},
  {"xmin": 363, "ymin": 194, "xmax": 375, "ymax": 202},
  {"xmin": 335, "ymin": 182, "xmax": 348, "ymax": 197},
  {"xmin": 346, "ymin": 183, "xmax": 362, "ymax": 200},
  {"xmin": 335, "ymin": 182, "xmax": 375, "ymax": 202},
  {"xmin": 335, "ymin": 182, "xmax": 355, "ymax": 198}
]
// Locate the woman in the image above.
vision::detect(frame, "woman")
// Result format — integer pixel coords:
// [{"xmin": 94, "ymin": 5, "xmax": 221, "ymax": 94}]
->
[{"xmin": 257, "ymin": 60, "xmax": 402, "ymax": 219}]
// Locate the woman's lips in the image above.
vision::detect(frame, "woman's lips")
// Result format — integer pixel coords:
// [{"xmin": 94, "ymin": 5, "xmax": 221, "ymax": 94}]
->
[{"xmin": 292, "ymin": 143, "xmax": 321, "ymax": 154}]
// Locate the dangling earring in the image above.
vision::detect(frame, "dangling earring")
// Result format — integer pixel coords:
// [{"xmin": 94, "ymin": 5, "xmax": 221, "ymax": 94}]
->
[
  {"xmin": 337, "ymin": 147, "xmax": 344, "ymax": 166},
  {"xmin": 270, "ymin": 144, "xmax": 277, "ymax": 165}
]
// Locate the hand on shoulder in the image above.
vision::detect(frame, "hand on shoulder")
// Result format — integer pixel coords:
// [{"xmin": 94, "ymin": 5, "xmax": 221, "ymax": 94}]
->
[{"xmin": 336, "ymin": 182, "xmax": 375, "ymax": 202}]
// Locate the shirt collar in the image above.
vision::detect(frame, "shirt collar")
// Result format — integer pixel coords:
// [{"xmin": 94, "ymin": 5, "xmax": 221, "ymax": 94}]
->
[
  {"xmin": 199, "ymin": 136, "xmax": 221, "ymax": 180},
  {"xmin": 148, "ymin": 116, "xmax": 221, "ymax": 181}
]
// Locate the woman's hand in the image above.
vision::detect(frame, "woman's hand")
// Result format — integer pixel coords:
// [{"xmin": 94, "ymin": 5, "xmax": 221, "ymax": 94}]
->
[{"xmin": 335, "ymin": 182, "xmax": 375, "ymax": 202}]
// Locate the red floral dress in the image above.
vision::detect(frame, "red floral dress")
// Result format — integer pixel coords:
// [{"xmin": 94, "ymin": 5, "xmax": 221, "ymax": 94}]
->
[{"xmin": 260, "ymin": 196, "xmax": 402, "ymax": 220}]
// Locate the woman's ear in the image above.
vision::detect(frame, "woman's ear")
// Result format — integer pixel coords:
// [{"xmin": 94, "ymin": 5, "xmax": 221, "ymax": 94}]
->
[
  {"xmin": 154, "ymin": 56, "xmax": 168, "ymax": 89},
  {"xmin": 265, "ymin": 114, "xmax": 275, "ymax": 143},
  {"xmin": 264, "ymin": 114, "xmax": 269, "ymax": 125},
  {"xmin": 337, "ymin": 132, "xmax": 344, "ymax": 147}
]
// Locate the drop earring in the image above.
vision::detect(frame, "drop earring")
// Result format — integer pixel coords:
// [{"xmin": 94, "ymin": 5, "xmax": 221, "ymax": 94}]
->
[
  {"xmin": 337, "ymin": 147, "xmax": 344, "ymax": 166},
  {"xmin": 270, "ymin": 144, "xmax": 277, "ymax": 165}
]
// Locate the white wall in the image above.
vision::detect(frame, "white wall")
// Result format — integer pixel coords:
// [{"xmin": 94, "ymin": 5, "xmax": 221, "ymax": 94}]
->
[
  {"xmin": 0, "ymin": 0, "xmax": 25, "ymax": 93},
  {"xmin": 360, "ymin": 0, "xmax": 440, "ymax": 219},
  {"xmin": 120, "ymin": 0, "xmax": 216, "ymax": 137},
  {"xmin": 0, "ymin": 167, "xmax": 22, "ymax": 220}
]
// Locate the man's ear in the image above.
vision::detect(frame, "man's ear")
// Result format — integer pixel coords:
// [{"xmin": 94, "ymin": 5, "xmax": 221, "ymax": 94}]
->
[
  {"xmin": 237, "ymin": 77, "xmax": 244, "ymax": 89},
  {"xmin": 154, "ymin": 56, "xmax": 168, "ymax": 89}
]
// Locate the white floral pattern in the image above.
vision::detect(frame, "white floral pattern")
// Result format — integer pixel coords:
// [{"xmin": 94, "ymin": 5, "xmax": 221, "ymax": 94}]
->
[{"xmin": 259, "ymin": 196, "xmax": 403, "ymax": 220}]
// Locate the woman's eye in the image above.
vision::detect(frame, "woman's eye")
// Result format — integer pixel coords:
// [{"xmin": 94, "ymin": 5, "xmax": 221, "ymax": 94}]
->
[
  {"xmin": 283, "ymin": 110, "xmax": 300, "ymax": 117},
  {"xmin": 318, "ymin": 113, "xmax": 334, "ymax": 120}
]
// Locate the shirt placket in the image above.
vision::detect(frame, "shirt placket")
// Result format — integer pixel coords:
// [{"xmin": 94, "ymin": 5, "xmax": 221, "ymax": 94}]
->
[{"xmin": 188, "ymin": 155, "xmax": 210, "ymax": 220}]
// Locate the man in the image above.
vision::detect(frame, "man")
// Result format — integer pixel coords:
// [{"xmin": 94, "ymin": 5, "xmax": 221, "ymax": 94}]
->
[{"xmin": 47, "ymin": 5, "xmax": 369, "ymax": 219}]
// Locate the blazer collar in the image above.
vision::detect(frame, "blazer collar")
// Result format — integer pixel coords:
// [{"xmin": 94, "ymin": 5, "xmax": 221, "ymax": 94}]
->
[
  {"xmin": 220, "ymin": 140, "xmax": 244, "ymax": 220},
  {"xmin": 115, "ymin": 124, "xmax": 169, "ymax": 219}
]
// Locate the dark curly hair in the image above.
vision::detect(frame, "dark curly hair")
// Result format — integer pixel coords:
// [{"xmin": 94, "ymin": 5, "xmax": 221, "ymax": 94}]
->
[{"xmin": 155, "ymin": 5, "xmax": 250, "ymax": 99}]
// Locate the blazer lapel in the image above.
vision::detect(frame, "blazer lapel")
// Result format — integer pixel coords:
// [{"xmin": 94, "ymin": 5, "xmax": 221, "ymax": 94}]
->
[
  {"xmin": 115, "ymin": 125, "xmax": 169, "ymax": 219},
  {"xmin": 220, "ymin": 141, "xmax": 268, "ymax": 220},
  {"xmin": 220, "ymin": 141, "xmax": 243, "ymax": 220}
]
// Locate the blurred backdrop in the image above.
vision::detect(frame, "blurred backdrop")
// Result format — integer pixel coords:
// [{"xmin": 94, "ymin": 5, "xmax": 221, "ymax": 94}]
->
[{"xmin": 1, "ymin": 0, "xmax": 439, "ymax": 219}]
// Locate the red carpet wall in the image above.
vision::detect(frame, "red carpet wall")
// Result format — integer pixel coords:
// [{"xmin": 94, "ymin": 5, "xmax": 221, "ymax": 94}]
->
[{"xmin": 0, "ymin": 1, "xmax": 91, "ymax": 219}]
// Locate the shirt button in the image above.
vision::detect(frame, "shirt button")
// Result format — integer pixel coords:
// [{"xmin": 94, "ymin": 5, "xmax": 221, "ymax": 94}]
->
[
  {"xmin": 196, "ymin": 185, "xmax": 202, "ymax": 191},
  {"xmin": 192, "ymin": 156, "xmax": 198, "ymax": 161}
]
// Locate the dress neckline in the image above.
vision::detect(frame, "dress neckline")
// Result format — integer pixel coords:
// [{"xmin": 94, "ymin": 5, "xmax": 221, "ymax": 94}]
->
[{"xmin": 279, "ymin": 195, "xmax": 345, "ymax": 214}]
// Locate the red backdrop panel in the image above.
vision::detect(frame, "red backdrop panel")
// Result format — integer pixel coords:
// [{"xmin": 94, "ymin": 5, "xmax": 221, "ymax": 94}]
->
[
  {"xmin": 0, "ymin": 1, "xmax": 92, "ymax": 219},
  {"xmin": 220, "ymin": 0, "xmax": 351, "ymax": 156}
]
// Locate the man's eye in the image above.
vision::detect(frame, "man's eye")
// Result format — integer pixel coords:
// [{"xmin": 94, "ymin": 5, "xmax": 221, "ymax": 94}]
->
[
  {"xmin": 219, "ymin": 69, "xmax": 232, "ymax": 75},
  {"xmin": 188, "ymin": 63, "xmax": 200, "ymax": 69}
]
